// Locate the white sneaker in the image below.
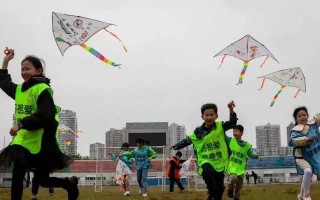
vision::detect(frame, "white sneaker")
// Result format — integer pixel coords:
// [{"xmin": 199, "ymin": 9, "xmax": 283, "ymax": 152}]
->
[
  {"xmin": 303, "ymin": 195, "xmax": 312, "ymax": 200},
  {"xmin": 139, "ymin": 190, "xmax": 142, "ymax": 194},
  {"xmin": 298, "ymin": 193, "xmax": 303, "ymax": 200},
  {"xmin": 123, "ymin": 191, "xmax": 130, "ymax": 196},
  {"xmin": 142, "ymin": 193, "xmax": 147, "ymax": 197}
]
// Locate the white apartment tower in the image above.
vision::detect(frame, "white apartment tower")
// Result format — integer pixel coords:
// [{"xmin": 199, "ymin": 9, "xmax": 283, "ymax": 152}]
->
[
  {"xmin": 59, "ymin": 110, "xmax": 78, "ymax": 156},
  {"xmin": 256, "ymin": 123, "xmax": 281, "ymax": 149}
]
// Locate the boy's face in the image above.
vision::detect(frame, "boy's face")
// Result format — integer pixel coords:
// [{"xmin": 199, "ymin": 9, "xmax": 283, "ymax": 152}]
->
[
  {"xmin": 201, "ymin": 108, "xmax": 218, "ymax": 127},
  {"xmin": 233, "ymin": 129, "xmax": 243, "ymax": 139},
  {"xmin": 122, "ymin": 146, "xmax": 129, "ymax": 151}
]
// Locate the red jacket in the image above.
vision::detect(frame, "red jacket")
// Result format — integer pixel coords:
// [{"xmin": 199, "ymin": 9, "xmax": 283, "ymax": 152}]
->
[{"xmin": 166, "ymin": 157, "xmax": 182, "ymax": 180}]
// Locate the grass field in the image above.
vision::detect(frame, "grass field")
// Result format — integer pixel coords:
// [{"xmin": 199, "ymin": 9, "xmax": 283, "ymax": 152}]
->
[{"xmin": 0, "ymin": 183, "xmax": 319, "ymax": 200}]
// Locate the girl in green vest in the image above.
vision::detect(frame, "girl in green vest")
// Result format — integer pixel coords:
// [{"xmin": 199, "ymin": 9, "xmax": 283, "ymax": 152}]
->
[
  {"xmin": 0, "ymin": 48, "xmax": 79, "ymax": 200},
  {"xmin": 225, "ymin": 124, "xmax": 259, "ymax": 200},
  {"xmin": 172, "ymin": 101, "xmax": 237, "ymax": 200}
]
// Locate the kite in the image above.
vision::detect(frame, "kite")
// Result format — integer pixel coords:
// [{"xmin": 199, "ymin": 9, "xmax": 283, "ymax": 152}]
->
[
  {"xmin": 65, "ymin": 138, "xmax": 71, "ymax": 146},
  {"xmin": 179, "ymin": 155, "xmax": 193, "ymax": 176},
  {"xmin": 214, "ymin": 34, "xmax": 278, "ymax": 84},
  {"xmin": 52, "ymin": 12, "xmax": 127, "ymax": 67},
  {"xmin": 257, "ymin": 67, "xmax": 306, "ymax": 106},
  {"xmin": 114, "ymin": 159, "xmax": 132, "ymax": 192}
]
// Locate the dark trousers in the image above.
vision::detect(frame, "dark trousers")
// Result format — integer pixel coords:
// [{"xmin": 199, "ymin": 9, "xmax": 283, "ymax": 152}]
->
[
  {"xmin": 11, "ymin": 163, "xmax": 68, "ymax": 200},
  {"xmin": 169, "ymin": 178, "xmax": 184, "ymax": 192},
  {"xmin": 202, "ymin": 163, "xmax": 225, "ymax": 200}
]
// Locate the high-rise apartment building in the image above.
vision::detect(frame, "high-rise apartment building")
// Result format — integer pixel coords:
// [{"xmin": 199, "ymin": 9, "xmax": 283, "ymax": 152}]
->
[
  {"xmin": 105, "ymin": 128, "xmax": 126, "ymax": 147},
  {"xmin": 89, "ymin": 142, "xmax": 105, "ymax": 159},
  {"xmin": 58, "ymin": 110, "xmax": 78, "ymax": 156},
  {"xmin": 256, "ymin": 123, "xmax": 281, "ymax": 149}
]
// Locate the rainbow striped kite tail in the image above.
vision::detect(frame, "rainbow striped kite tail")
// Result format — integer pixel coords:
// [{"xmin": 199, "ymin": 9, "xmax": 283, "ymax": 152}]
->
[
  {"xmin": 236, "ymin": 79, "xmax": 243, "ymax": 85},
  {"xmin": 270, "ymin": 101, "xmax": 276, "ymax": 107}
]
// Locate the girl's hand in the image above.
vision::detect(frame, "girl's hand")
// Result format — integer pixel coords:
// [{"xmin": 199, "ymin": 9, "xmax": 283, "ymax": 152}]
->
[
  {"xmin": 3, "ymin": 47, "xmax": 14, "ymax": 64},
  {"xmin": 9, "ymin": 125, "xmax": 20, "ymax": 136},
  {"xmin": 227, "ymin": 100, "xmax": 235, "ymax": 111},
  {"xmin": 148, "ymin": 157, "xmax": 152, "ymax": 162}
]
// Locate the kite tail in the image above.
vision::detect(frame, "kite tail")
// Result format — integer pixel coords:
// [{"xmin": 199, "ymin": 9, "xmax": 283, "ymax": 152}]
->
[
  {"xmin": 81, "ymin": 44, "xmax": 121, "ymax": 68},
  {"xmin": 237, "ymin": 61, "xmax": 249, "ymax": 85},
  {"xmin": 270, "ymin": 85, "xmax": 285, "ymax": 107},
  {"xmin": 259, "ymin": 56, "xmax": 269, "ymax": 68},
  {"xmin": 217, "ymin": 55, "xmax": 226, "ymax": 69},
  {"xmin": 105, "ymin": 28, "xmax": 128, "ymax": 52},
  {"xmin": 258, "ymin": 78, "xmax": 266, "ymax": 90},
  {"xmin": 294, "ymin": 89, "xmax": 301, "ymax": 98}
]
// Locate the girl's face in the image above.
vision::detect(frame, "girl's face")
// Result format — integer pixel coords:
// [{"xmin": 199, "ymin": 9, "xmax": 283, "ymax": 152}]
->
[
  {"xmin": 296, "ymin": 109, "xmax": 309, "ymax": 125},
  {"xmin": 21, "ymin": 60, "xmax": 42, "ymax": 82},
  {"xmin": 202, "ymin": 108, "xmax": 218, "ymax": 127}
]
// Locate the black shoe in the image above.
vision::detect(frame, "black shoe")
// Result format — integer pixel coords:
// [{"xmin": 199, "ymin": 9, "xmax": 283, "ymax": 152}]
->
[
  {"xmin": 234, "ymin": 197, "xmax": 240, "ymax": 200},
  {"xmin": 227, "ymin": 190, "xmax": 234, "ymax": 198},
  {"xmin": 32, "ymin": 197, "xmax": 38, "ymax": 200},
  {"xmin": 207, "ymin": 195, "xmax": 214, "ymax": 200},
  {"xmin": 49, "ymin": 187, "xmax": 54, "ymax": 196},
  {"xmin": 65, "ymin": 176, "xmax": 79, "ymax": 200}
]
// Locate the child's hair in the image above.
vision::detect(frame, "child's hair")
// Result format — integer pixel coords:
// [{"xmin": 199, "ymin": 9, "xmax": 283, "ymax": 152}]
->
[
  {"xmin": 201, "ymin": 103, "xmax": 218, "ymax": 115},
  {"xmin": 233, "ymin": 124, "xmax": 244, "ymax": 132},
  {"xmin": 293, "ymin": 106, "xmax": 309, "ymax": 125},
  {"xmin": 121, "ymin": 142, "xmax": 129, "ymax": 149},
  {"xmin": 135, "ymin": 138, "xmax": 145, "ymax": 145},
  {"xmin": 21, "ymin": 55, "xmax": 50, "ymax": 82},
  {"xmin": 176, "ymin": 151, "xmax": 182, "ymax": 157}
]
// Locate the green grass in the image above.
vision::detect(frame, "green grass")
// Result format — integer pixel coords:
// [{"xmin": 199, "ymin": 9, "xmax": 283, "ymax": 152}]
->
[{"xmin": 0, "ymin": 183, "xmax": 319, "ymax": 200}]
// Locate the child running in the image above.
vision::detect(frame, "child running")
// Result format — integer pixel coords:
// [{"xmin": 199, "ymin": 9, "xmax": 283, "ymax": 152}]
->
[
  {"xmin": 121, "ymin": 138, "xmax": 157, "ymax": 197},
  {"xmin": 225, "ymin": 124, "xmax": 259, "ymax": 200},
  {"xmin": 0, "ymin": 48, "xmax": 79, "ymax": 200},
  {"xmin": 112, "ymin": 142, "xmax": 135, "ymax": 196},
  {"xmin": 289, "ymin": 106, "xmax": 320, "ymax": 200},
  {"xmin": 172, "ymin": 101, "xmax": 237, "ymax": 200},
  {"xmin": 166, "ymin": 151, "xmax": 186, "ymax": 193}
]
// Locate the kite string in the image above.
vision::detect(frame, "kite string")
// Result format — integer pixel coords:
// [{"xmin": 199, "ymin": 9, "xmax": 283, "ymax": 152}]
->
[
  {"xmin": 259, "ymin": 56, "xmax": 269, "ymax": 68},
  {"xmin": 81, "ymin": 43, "xmax": 121, "ymax": 68},
  {"xmin": 105, "ymin": 28, "xmax": 128, "ymax": 52},
  {"xmin": 294, "ymin": 89, "xmax": 301, "ymax": 98},
  {"xmin": 258, "ymin": 78, "xmax": 266, "ymax": 90},
  {"xmin": 270, "ymin": 85, "xmax": 285, "ymax": 107},
  {"xmin": 237, "ymin": 61, "xmax": 249, "ymax": 85},
  {"xmin": 217, "ymin": 55, "xmax": 226, "ymax": 69}
]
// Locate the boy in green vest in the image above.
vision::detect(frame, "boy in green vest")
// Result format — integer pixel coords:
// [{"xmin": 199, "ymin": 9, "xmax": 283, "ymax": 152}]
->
[
  {"xmin": 225, "ymin": 125, "xmax": 259, "ymax": 200},
  {"xmin": 172, "ymin": 101, "xmax": 237, "ymax": 200}
]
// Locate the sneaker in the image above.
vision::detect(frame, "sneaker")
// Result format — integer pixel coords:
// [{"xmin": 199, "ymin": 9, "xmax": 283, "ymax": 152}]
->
[
  {"xmin": 139, "ymin": 190, "xmax": 142, "ymax": 194},
  {"xmin": 227, "ymin": 190, "xmax": 234, "ymax": 198},
  {"xmin": 31, "ymin": 197, "xmax": 38, "ymax": 200},
  {"xmin": 303, "ymin": 193, "xmax": 312, "ymax": 200},
  {"xmin": 180, "ymin": 189, "xmax": 186, "ymax": 192},
  {"xmin": 142, "ymin": 193, "xmax": 147, "ymax": 197},
  {"xmin": 65, "ymin": 176, "xmax": 79, "ymax": 200},
  {"xmin": 123, "ymin": 191, "xmax": 130, "ymax": 196},
  {"xmin": 49, "ymin": 187, "xmax": 54, "ymax": 196},
  {"xmin": 234, "ymin": 197, "xmax": 240, "ymax": 200},
  {"xmin": 298, "ymin": 193, "xmax": 303, "ymax": 200}
]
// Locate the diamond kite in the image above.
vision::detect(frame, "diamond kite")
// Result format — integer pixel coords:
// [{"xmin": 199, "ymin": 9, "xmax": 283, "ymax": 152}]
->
[
  {"xmin": 52, "ymin": 12, "xmax": 127, "ymax": 67},
  {"xmin": 214, "ymin": 34, "xmax": 278, "ymax": 84},
  {"xmin": 258, "ymin": 67, "xmax": 306, "ymax": 106}
]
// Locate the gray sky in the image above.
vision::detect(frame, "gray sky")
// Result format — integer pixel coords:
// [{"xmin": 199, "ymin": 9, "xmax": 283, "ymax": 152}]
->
[{"xmin": 1, "ymin": 0, "xmax": 320, "ymax": 156}]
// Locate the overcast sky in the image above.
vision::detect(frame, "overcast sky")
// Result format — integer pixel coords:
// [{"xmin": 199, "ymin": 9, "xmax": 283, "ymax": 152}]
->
[{"xmin": 1, "ymin": 0, "xmax": 320, "ymax": 156}]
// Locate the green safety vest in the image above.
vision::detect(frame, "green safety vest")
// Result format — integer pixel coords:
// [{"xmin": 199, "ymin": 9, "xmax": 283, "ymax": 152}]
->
[
  {"xmin": 189, "ymin": 121, "xmax": 229, "ymax": 175},
  {"xmin": 226, "ymin": 137, "xmax": 251, "ymax": 176},
  {"xmin": 11, "ymin": 83, "xmax": 60, "ymax": 154}
]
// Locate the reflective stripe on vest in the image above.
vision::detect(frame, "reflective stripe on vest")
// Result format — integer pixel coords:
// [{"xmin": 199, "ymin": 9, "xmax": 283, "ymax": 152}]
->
[
  {"xmin": 226, "ymin": 138, "xmax": 251, "ymax": 176},
  {"xmin": 189, "ymin": 121, "xmax": 229, "ymax": 175}
]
